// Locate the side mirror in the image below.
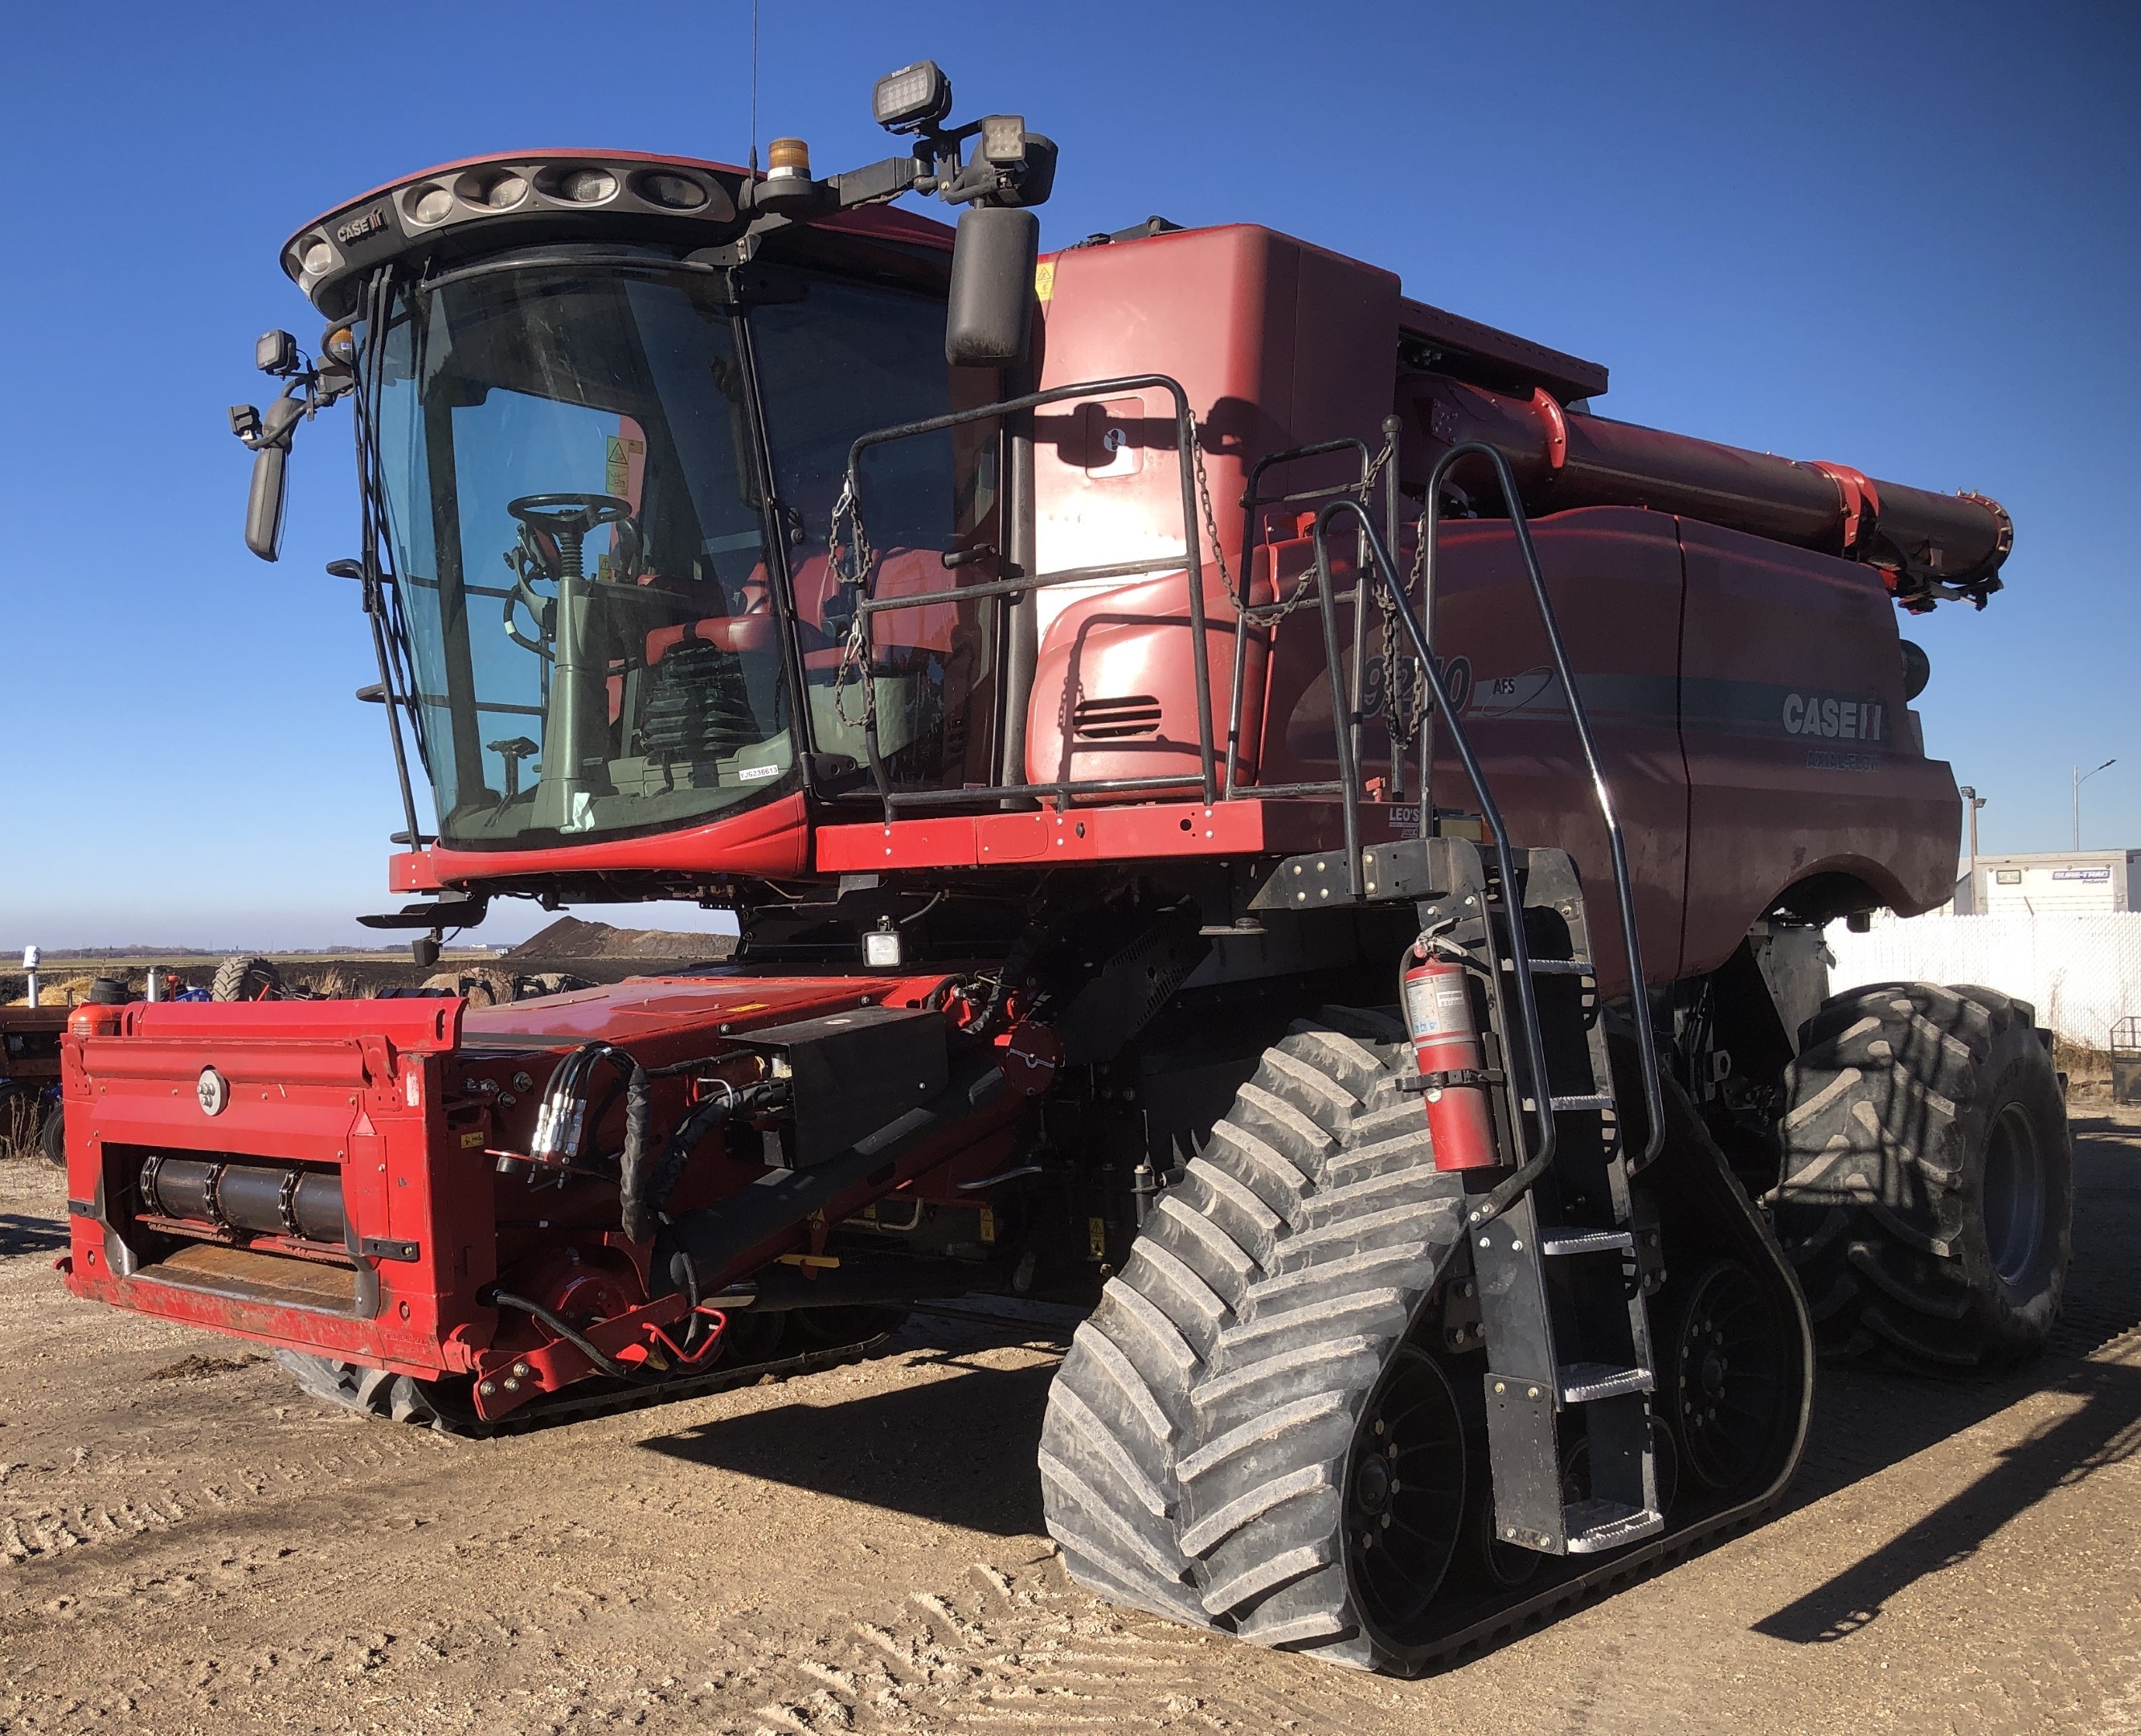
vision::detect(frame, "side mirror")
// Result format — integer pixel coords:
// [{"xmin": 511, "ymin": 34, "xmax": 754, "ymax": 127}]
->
[
  {"xmin": 246, "ymin": 444, "xmax": 289, "ymax": 562},
  {"xmin": 243, "ymin": 395, "xmax": 305, "ymax": 563},
  {"xmin": 946, "ymin": 206, "xmax": 1039, "ymax": 368}
]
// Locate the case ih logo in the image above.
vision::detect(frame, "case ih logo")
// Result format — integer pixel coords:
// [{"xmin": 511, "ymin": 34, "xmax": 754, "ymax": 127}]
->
[
  {"xmin": 1783, "ymin": 692, "xmax": 1886, "ymax": 743},
  {"xmin": 334, "ymin": 206, "xmax": 389, "ymax": 245}
]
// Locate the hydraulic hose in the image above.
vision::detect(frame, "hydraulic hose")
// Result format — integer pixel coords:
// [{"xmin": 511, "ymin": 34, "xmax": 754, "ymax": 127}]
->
[
  {"xmin": 489, "ymin": 1288, "xmax": 661, "ymax": 1385},
  {"xmin": 620, "ymin": 1077, "xmax": 788, "ymax": 1243}
]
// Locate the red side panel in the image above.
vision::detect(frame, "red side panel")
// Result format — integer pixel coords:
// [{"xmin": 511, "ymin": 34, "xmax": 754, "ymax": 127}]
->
[
  {"xmin": 1033, "ymin": 224, "xmax": 1399, "ymax": 608},
  {"xmin": 391, "ymin": 791, "xmax": 811, "ymax": 893},
  {"xmin": 1262, "ymin": 507, "xmax": 1692, "ymax": 995},
  {"xmin": 1676, "ymin": 521, "xmax": 1958, "ymax": 976},
  {"xmin": 814, "ymin": 796, "xmax": 1361, "ymax": 874},
  {"xmin": 1024, "ymin": 562, "xmax": 1270, "ymax": 788}
]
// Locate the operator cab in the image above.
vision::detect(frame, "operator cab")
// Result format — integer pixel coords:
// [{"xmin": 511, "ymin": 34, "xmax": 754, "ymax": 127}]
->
[{"xmin": 239, "ymin": 71, "xmax": 1054, "ymax": 860}]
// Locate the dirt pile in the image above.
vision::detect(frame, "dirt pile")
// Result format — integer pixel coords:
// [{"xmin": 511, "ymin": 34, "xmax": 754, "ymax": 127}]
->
[{"xmin": 506, "ymin": 915, "xmax": 735, "ymax": 963}]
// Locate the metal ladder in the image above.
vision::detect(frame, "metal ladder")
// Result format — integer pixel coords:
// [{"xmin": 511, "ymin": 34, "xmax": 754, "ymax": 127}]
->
[
  {"xmin": 1304, "ymin": 441, "xmax": 1671, "ymax": 1558},
  {"xmin": 1441, "ymin": 846, "xmax": 1661, "ymax": 1553}
]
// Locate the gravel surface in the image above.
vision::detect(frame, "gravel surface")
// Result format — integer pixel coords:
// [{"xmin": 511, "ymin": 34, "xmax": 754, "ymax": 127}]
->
[{"xmin": 2, "ymin": 1108, "xmax": 2136, "ymax": 1734}]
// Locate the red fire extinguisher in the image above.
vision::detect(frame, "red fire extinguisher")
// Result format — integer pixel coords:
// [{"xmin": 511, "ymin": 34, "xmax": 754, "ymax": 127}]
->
[{"xmin": 1402, "ymin": 944, "xmax": 1500, "ymax": 1172}]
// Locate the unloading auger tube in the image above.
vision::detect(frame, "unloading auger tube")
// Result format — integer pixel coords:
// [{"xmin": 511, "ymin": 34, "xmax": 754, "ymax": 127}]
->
[{"xmin": 1406, "ymin": 375, "xmax": 2012, "ymax": 608}]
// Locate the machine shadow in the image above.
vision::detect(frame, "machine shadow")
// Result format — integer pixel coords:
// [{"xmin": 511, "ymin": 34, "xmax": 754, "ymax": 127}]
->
[
  {"xmin": 1756, "ymin": 1357, "xmax": 2141, "ymax": 1643},
  {"xmin": 636, "ymin": 1352, "xmax": 1058, "ymax": 1538},
  {"xmin": 0, "ymin": 1211, "xmax": 69, "ymax": 1257},
  {"xmin": 1757, "ymin": 1108, "xmax": 2141, "ymax": 1641}
]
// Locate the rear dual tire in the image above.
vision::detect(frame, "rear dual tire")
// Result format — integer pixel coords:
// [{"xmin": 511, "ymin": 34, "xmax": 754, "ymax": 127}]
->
[{"xmin": 1774, "ymin": 981, "xmax": 2072, "ymax": 1374}]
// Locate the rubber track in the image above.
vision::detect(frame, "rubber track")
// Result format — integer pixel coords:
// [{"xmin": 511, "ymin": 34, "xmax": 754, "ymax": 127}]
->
[
  {"xmin": 1772, "ymin": 980, "xmax": 2071, "ymax": 1373},
  {"xmin": 1040, "ymin": 1009, "xmax": 1465, "ymax": 1668}
]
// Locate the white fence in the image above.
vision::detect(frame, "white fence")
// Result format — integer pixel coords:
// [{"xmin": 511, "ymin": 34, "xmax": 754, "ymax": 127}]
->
[{"xmin": 1824, "ymin": 912, "xmax": 2141, "ymax": 1049}]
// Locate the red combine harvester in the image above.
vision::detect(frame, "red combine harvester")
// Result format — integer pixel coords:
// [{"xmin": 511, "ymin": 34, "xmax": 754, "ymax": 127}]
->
[{"xmin": 60, "ymin": 63, "xmax": 2066, "ymax": 1672}]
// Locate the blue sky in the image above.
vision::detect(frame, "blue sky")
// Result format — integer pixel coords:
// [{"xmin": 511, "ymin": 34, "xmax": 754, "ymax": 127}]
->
[{"xmin": 0, "ymin": 2, "xmax": 2134, "ymax": 948}]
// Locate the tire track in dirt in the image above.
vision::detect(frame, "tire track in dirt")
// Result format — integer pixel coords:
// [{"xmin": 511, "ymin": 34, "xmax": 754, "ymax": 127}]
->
[
  {"xmin": 0, "ymin": 1402, "xmax": 456, "ymax": 1567},
  {"xmin": 737, "ymin": 1558, "xmax": 1394, "ymax": 1734}
]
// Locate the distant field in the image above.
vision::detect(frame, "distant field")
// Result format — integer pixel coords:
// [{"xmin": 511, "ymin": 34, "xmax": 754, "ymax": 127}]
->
[
  {"xmin": 3, "ymin": 951, "xmax": 729, "ymax": 1006},
  {"xmin": 5, "ymin": 919, "xmax": 737, "ymax": 1005}
]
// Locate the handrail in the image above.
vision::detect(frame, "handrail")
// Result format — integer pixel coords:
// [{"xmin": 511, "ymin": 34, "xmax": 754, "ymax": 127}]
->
[
  {"xmin": 839, "ymin": 374, "xmax": 1215, "ymax": 815},
  {"xmin": 1420, "ymin": 443, "xmax": 1665, "ymax": 1175},
  {"xmin": 1227, "ymin": 439, "xmax": 1374, "ymax": 800},
  {"xmin": 1312, "ymin": 496, "xmax": 1558, "ymax": 1192},
  {"xmin": 1314, "ymin": 451, "xmax": 1669, "ymax": 1210}
]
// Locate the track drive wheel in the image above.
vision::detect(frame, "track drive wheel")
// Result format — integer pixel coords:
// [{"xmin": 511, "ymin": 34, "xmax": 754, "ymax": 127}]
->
[
  {"xmin": 1039, "ymin": 1009, "xmax": 1469, "ymax": 1669},
  {"xmin": 1773, "ymin": 981, "xmax": 2072, "ymax": 1374},
  {"xmin": 211, "ymin": 955, "xmax": 286, "ymax": 1002}
]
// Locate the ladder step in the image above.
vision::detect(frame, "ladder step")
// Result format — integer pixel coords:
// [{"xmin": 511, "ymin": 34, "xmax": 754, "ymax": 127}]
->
[
  {"xmin": 1526, "ymin": 958, "xmax": 1594, "ymax": 976},
  {"xmin": 1563, "ymin": 1499, "xmax": 1666, "ymax": 1554},
  {"xmin": 1557, "ymin": 1361, "xmax": 1653, "ymax": 1403},
  {"xmin": 1538, "ymin": 1226, "xmax": 1635, "ymax": 1257},
  {"xmin": 1550, "ymin": 1093, "xmax": 1616, "ymax": 1113}
]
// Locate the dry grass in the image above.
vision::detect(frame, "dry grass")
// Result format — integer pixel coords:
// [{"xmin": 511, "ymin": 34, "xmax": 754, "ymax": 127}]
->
[
  {"xmin": 0, "ymin": 1091, "xmax": 47, "ymax": 1163},
  {"xmin": 6, "ymin": 973, "xmax": 106, "ymax": 1009},
  {"xmin": 2057, "ymin": 1038, "xmax": 2115, "ymax": 1099}
]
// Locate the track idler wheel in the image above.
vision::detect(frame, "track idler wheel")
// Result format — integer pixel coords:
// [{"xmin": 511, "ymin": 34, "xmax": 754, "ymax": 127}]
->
[
  {"xmin": 1341, "ymin": 1343, "xmax": 1467, "ymax": 1645},
  {"xmin": 1661, "ymin": 1259, "xmax": 1788, "ymax": 1492}
]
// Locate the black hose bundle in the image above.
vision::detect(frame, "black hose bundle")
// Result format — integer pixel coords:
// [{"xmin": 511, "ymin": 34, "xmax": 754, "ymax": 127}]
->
[
  {"xmin": 528, "ymin": 1041, "xmax": 789, "ymax": 1243},
  {"xmin": 620, "ymin": 1076, "xmax": 788, "ymax": 1243}
]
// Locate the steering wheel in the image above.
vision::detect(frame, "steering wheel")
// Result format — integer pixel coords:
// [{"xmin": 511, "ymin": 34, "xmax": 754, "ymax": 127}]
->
[{"xmin": 501, "ymin": 493, "xmax": 642, "ymax": 657}]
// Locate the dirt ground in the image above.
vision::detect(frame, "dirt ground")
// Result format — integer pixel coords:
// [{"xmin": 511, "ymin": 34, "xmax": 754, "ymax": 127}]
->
[{"xmin": 2, "ymin": 1109, "xmax": 2138, "ymax": 1736}]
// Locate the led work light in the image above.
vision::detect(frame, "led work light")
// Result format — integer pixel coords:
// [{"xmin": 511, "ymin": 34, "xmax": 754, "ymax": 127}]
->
[{"xmin": 873, "ymin": 60, "xmax": 953, "ymax": 133}]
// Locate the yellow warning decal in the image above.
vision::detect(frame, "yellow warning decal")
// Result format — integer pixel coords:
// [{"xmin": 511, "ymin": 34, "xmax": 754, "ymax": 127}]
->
[
  {"xmin": 979, "ymin": 1206, "xmax": 997, "ymax": 1244},
  {"xmin": 1034, "ymin": 260, "xmax": 1056, "ymax": 303},
  {"xmin": 604, "ymin": 433, "xmax": 645, "ymax": 497},
  {"xmin": 461, "ymin": 1130, "xmax": 486, "ymax": 1149},
  {"xmin": 1087, "ymin": 1216, "xmax": 1108, "ymax": 1260}
]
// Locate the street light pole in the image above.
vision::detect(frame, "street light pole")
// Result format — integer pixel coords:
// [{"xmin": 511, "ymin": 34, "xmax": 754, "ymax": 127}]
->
[
  {"xmin": 2073, "ymin": 759, "xmax": 2116, "ymax": 851},
  {"xmin": 1958, "ymin": 785, "xmax": 1986, "ymax": 909}
]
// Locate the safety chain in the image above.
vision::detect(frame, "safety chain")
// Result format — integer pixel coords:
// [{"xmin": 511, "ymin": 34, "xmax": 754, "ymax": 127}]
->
[
  {"xmin": 1197, "ymin": 420, "xmax": 1427, "ymax": 762},
  {"xmin": 827, "ymin": 476, "xmax": 877, "ymax": 731},
  {"xmin": 1187, "ymin": 415, "xmax": 1236, "ymax": 604},
  {"xmin": 1197, "ymin": 423, "xmax": 1399, "ymax": 636},
  {"xmin": 1380, "ymin": 517, "xmax": 1435, "ymax": 755}
]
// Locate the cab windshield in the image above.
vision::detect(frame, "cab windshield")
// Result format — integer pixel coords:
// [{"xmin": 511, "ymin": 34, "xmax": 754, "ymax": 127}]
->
[{"xmin": 372, "ymin": 252, "xmax": 993, "ymax": 850}]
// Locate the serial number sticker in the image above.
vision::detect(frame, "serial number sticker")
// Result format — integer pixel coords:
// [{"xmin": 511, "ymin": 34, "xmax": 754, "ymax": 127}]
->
[{"xmin": 738, "ymin": 763, "xmax": 780, "ymax": 782}]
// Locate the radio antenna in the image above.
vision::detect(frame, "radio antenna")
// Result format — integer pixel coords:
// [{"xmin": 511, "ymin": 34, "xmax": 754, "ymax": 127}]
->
[{"xmin": 748, "ymin": 0, "xmax": 760, "ymax": 175}]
